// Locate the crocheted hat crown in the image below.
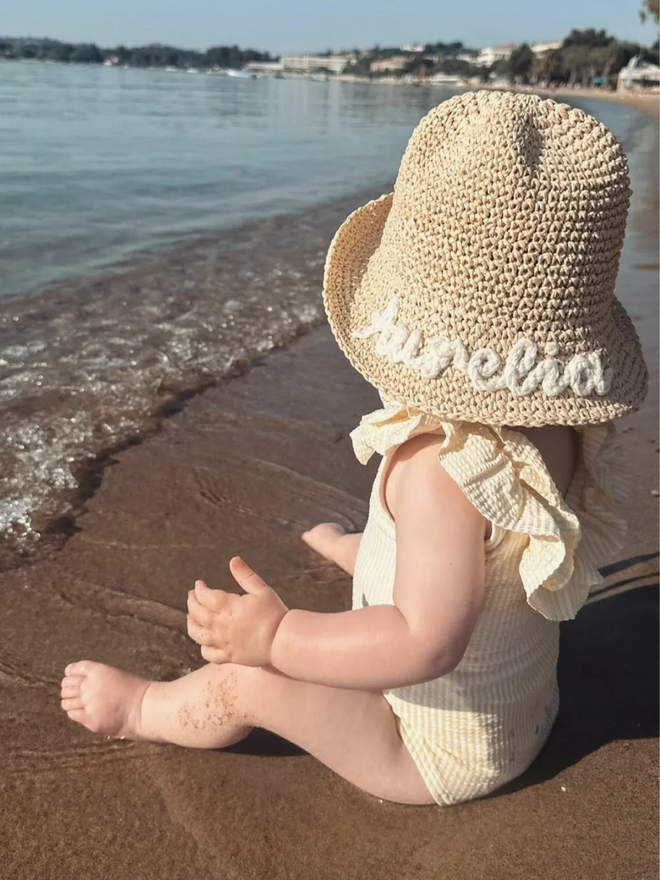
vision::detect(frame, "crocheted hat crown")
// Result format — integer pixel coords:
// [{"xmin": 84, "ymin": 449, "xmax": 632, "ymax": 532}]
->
[{"xmin": 323, "ymin": 90, "xmax": 648, "ymax": 426}]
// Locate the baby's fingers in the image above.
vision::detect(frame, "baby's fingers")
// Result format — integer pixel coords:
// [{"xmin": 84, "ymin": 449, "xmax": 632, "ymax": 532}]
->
[
  {"xmin": 187, "ymin": 589, "xmax": 215, "ymax": 628},
  {"xmin": 186, "ymin": 615, "xmax": 215, "ymax": 647},
  {"xmin": 194, "ymin": 580, "xmax": 230, "ymax": 611},
  {"xmin": 229, "ymin": 557, "xmax": 270, "ymax": 595},
  {"xmin": 200, "ymin": 645, "xmax": 230, "ymax": 665}
]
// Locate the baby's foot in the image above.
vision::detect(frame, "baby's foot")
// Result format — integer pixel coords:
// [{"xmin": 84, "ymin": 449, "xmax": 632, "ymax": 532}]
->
[
  {"xmin": 302, "ymin": 522, "xmax": 346, "ymax": 563},
  {"xmin": 60, "ymin": 660, "xmax": 151, "ymax": 740}
]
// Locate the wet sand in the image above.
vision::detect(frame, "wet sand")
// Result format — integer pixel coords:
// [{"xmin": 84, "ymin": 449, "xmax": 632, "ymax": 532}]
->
[
  {"xmin": 0, "ymin": 100, "xmax": 657, "ymax": 878},
  {"xmin": 535, "ymin": 86, "xmax": 659, "ymax": 119}
]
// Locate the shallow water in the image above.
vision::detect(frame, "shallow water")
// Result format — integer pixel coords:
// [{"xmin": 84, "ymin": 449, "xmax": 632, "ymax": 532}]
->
[
  {"xmin": 0, "ymin": 63, "xmax": 654, "ymax": 563},
  {"xmin": 0, "ymin": 62, "xmax": 463, "ymax": 297}
]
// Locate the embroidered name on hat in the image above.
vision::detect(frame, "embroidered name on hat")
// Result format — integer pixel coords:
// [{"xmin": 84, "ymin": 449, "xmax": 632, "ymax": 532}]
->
[{"xmin": 353, "ymin": 297, "xmax": 613, "ymax": 398}]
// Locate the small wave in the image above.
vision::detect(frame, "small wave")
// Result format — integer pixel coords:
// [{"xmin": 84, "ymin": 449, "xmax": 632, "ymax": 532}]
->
[{"xmin": 0, "ymin": 188, "xmax": 385, "ymax": 567}]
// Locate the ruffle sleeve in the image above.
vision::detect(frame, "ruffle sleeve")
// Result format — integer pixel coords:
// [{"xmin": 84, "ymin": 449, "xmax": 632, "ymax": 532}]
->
[{"xmin": 350, "ymin": 405, "xmax": 629, "ymax": 621}]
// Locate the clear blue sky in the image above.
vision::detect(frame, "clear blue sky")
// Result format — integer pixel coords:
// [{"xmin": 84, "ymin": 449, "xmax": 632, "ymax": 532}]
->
[{"xmin": 3, "ymin": 0, "xmax": 657, "ymax": 54}]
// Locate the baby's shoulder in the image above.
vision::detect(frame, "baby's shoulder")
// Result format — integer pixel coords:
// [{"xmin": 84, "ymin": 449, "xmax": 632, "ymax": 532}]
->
[
  {"xmin": 385, "ymin": 432, "xmax": 447, "ymax": 493},
  {"xmin": 388, "ymin": 430, "xmax": 446, "ymax": 467},
  {"xmin": 383, "ymin": 432, "xmax": 486, "ymax": 530}
]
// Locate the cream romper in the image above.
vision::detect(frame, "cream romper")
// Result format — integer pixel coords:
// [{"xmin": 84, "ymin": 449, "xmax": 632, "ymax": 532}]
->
[{"xmin": 350, "ymin": 403, "xmax": 628, "ymax": 806}]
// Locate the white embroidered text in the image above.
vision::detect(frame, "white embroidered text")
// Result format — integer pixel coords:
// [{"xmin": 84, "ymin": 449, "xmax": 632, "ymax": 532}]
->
[{"xmin": 353, "ymin": 297, "xmax": 613, "ymax": 398}]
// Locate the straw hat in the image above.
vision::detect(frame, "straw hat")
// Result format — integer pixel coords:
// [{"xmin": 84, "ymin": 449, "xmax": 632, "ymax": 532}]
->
[{"xmin": 323, "ymin": 90, "xmax": 648, "ymax": 426}]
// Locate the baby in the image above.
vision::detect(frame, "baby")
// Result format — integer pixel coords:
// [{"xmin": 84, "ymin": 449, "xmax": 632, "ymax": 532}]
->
[{"xmin": 60, "ymin": 91, "xmax": 647, "ymax": 806}]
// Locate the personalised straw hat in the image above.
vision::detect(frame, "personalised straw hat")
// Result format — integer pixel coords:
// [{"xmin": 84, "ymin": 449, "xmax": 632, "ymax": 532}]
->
[{"xmin": 323, "ymin": 90, "xmax": 648, "ymax": 426}]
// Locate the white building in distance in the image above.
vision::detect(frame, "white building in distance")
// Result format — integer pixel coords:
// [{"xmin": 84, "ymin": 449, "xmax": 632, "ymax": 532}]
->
[
  {"xmin": 474, "ymin": 45, "xmax": 517, "ymax": 67},
  {"xmin": 531, "ymin": 40, "xmax": 562, "ymax": 55},
  {"xmin": 281, "ymin": 54, "xmax": 353, "ymax": 74}
]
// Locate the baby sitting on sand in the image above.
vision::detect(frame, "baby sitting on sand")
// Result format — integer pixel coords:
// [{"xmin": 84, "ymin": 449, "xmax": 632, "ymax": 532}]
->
[{"xmin": 60, "ymin": 92, "xmax": 645, "ymax": 805}]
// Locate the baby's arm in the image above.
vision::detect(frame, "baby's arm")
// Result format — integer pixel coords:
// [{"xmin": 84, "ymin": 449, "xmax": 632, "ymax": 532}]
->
[
  {"xmin": 302, "ymin": 523, "xmax": 362, "ymax": 576},
  {"xmin": 270, "ymin": 437, "xmax": 487, "ymax": 690},
  {"xmin": 187, "ymin": 438, "xmax": 487, "ymax": 690}
]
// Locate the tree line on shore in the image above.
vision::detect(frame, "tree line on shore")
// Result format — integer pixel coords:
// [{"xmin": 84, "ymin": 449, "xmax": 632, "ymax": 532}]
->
[
  {"xmin": 504, "ymin": 0, "xmax": 658, "ymax": 87},
  {"xmin": 492, "ymin": 29, "xmax": 658, "ymax": 88},
  {"xmin": 0, "ymin": 37, "xmax": 272, "ymax": 69},
  {"xmin": 462, "ymin": 30, "xmax": 656, "ymax": 88},
  {"xmin": 348, "ymin": 4, "xmax": 659, "ymax": 88},
  {"xmin": 345, "ymin": 29, "xmax": 657, "ymax": 88}
]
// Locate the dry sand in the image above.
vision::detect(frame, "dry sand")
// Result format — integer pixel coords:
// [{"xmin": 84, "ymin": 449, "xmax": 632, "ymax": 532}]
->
[{"xmin": 0, "ymin": 95, "xmax": 657, "ymax": 880}]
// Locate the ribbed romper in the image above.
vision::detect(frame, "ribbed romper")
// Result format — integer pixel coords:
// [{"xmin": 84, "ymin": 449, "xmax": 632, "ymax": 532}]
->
[{"xmin": 350, "ymin": 405, "xmax": 628, "ymax": 806}]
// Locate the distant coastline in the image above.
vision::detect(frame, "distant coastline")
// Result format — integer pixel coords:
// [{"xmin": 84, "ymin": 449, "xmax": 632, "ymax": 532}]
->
[
  {"xmin": 0, "ymin": 36, "xmax": 273, "ymax": 70},
  {"xmin": 2, "ymin": 28, "xmax": 659, "ymax": 94}
]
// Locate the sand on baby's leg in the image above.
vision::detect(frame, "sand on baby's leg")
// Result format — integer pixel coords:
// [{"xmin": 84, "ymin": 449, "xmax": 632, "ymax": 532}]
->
[
  {"xmin": 61, "ymin": 661, "xmax": 253, "ymax": 748},
  {"xmin": 61, "ymin": 660, "xmax": 434, "ymax": 805}
]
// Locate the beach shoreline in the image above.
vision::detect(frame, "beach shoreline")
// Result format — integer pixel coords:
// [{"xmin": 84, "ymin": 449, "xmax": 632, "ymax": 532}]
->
[
  {"xmin": 0, "ymin": 88, "xmax": 657, "ymax": 879},
  {"xmin": 530, "ymin": 85, "xmax": 660, "ymax": 118},
  {"xmin": 337, "ymin": 71, "xmax": 660, "ymax": 112}
]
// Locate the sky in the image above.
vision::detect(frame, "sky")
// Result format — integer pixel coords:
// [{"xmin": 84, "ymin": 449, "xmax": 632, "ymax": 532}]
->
[{"xmin": 3, "ymin": 0, "xmax": 657, "ymax": 54}]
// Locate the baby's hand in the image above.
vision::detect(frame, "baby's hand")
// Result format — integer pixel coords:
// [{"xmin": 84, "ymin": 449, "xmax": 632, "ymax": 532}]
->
[
  {"xmin": 186, "ymin": 557, "xmax": 288, "ymax": 666},
  {"xmin": 301, "ymin": 522, "xmax": 346, "ymax": 563}
]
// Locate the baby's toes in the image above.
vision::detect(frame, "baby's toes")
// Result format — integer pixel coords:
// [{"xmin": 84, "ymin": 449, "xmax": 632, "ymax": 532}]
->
[
  {"xmin": 61, "ymin": 697, "xmax": 85, "ymax": 712},
  {"xmin": 61, "ymin": 674, "xmax": 84, "ymax": 699},
  {"xmin": 65, "ymin": 660, "xmax": 92, "ymax": 676}
]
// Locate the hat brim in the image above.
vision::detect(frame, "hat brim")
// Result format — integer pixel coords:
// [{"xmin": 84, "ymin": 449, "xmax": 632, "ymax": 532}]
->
[{"xmin": 323, "ymin": 192, "xmax": 393, "ymax": 374}]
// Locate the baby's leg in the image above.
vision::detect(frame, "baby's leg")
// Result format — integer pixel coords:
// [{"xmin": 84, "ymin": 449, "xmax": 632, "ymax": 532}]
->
[
  {"xmin": 61, "ymin": 661, "xmax": 433, "ymax": 805},
  {"xmin": 302, "ymin": 523, "xmax": 362, "ymax": 575}
]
